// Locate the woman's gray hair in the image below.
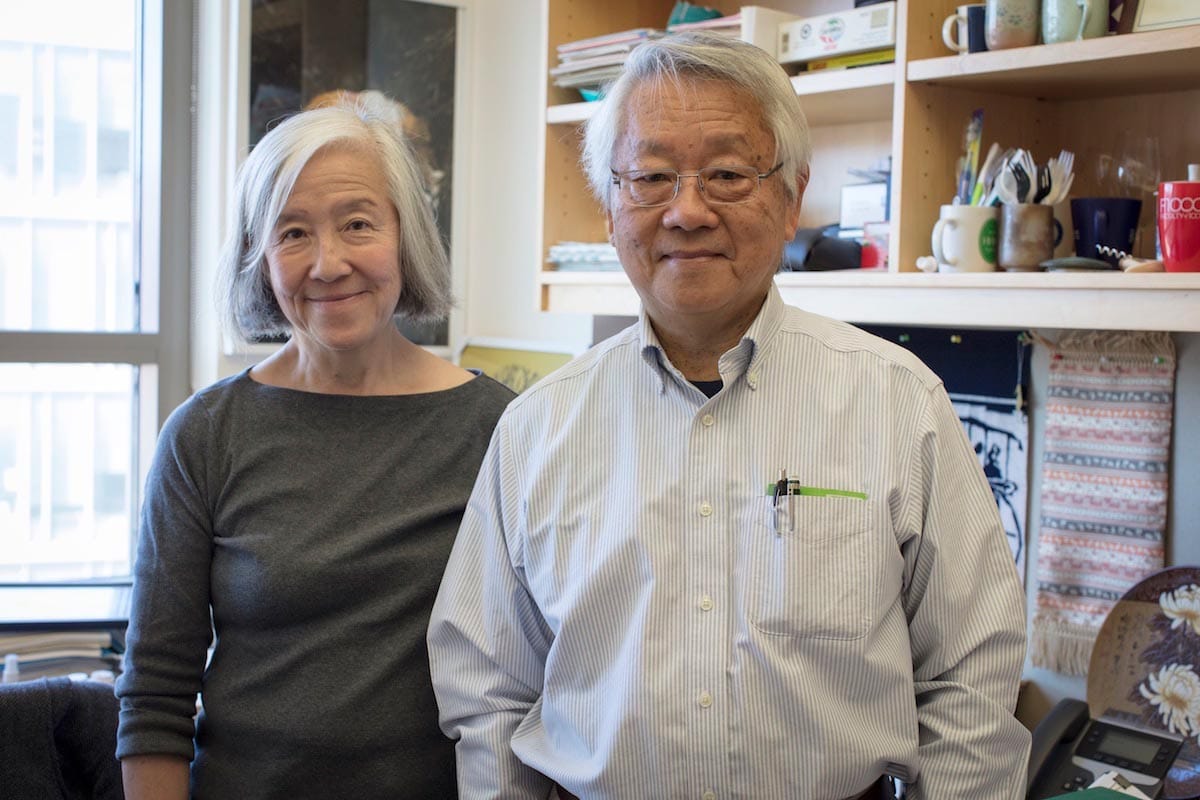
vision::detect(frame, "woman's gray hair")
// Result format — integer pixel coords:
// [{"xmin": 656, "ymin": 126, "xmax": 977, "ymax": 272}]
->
[
  {"xmin": 581, "ymin": 32, "xmax": 811, "ymax": 212},
  {"xmin": 217, "ymin": 91, "xmax": 452, "ymax": 342}
]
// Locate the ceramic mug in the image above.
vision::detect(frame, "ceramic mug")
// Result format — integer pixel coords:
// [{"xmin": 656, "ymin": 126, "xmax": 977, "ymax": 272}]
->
[
  {"xmin": 1042, "ymin": 0, "xmax": 1108, "ymax": 43},
  {"xmin": 943, "ymin": 4, "xmax": 988, "ymax": 53},
  {"xmin": 1158, "ymin": 181, "xmax": 1200, "ymax": 272},
  {"xmin": 985, "ymin": 0, "xmax": 1039, "ymax": 50},
  {"xmin": 1071, "ymin": 197, "xmax": 1141, "ymax": 267},
  {"xmin": 928, "ymin": 205, "xmax": 999, "ymax": 272},
  {"xmin": 998, "ymin": 203, "xmax": 1054, "ymax": 270},
  {"xmin": 1052, "ymin": 199, "xmax": 1075, "ymax": 258}
]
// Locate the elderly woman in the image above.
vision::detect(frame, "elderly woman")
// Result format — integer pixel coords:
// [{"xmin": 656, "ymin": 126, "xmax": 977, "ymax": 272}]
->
[{"xmin": 115, "ymin": 94, "xmax": 513, "ymax": 798}]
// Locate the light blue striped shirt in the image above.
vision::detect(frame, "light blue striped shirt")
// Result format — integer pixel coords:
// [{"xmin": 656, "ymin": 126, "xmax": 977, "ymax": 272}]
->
[{"xmin": 429, "ymin": 286, "xmax": 1029, "ymax": 799}]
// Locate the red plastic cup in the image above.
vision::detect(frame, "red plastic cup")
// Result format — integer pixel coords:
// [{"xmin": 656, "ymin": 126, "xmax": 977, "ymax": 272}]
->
[{"xmin": 1159, "ymin": 181, "xmax": 1200, "ymax": 272}]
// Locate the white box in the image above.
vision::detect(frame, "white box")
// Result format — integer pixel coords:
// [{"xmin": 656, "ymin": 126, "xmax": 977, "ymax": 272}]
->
[
  {"xmin": 777, "ymin": 2, "xmax": 897, "ymax": 65},
  {"xmin": 840, "ymin": 182, "xmax": 888, "ymax": 230},
  {"xmin": 737, "ymin": 6, "xmax": 801, "ymax": 59}
]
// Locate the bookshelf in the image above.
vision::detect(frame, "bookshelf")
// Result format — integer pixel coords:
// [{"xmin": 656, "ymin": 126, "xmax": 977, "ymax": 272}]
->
[{"xmin": 536, "ymin": 0, "xmax": 1200, "ymax": 331}]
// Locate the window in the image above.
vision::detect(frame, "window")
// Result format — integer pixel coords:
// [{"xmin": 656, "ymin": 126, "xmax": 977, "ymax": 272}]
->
[{"xmin": 0, "ymin": 1, "xmax": 190, "ymax": 585}]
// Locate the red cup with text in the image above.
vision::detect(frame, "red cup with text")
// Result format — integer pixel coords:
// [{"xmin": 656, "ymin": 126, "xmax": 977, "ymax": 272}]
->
[{"xmin": 1159, "ymin": 181, "xmax": 1200, "ymax": 272}]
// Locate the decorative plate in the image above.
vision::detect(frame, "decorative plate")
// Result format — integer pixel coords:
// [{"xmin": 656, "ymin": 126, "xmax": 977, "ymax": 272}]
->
[{"xmin": 1088, "ymin": 566, "xmax": 1200, "ymax": 799}]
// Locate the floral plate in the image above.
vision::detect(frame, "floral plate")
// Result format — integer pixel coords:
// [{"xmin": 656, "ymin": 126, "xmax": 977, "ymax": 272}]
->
[{"xmin": 1088, "ymin": 566, "xmax": 1200, "ymax": 799}]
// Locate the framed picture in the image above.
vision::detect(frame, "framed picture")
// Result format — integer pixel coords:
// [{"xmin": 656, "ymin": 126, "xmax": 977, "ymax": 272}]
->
[
  {"xmin": 1130, "ymin": 0, "xmax": 1200, "ymax": 32},
  {"xmin": 457, "ymin": 337, "xmax": 582, "ymax": 393}
]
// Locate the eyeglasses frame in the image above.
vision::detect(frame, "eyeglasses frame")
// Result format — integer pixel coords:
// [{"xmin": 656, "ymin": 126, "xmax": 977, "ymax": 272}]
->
[{"xmin": 609, "ymin": 162, "xmax": 786, "ymax": 208}]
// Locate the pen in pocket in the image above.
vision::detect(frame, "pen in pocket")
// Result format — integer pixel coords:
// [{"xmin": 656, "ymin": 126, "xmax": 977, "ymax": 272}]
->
[
  {"xmin": 767, "ymin": 475, "xmax": 868, "ymax": 536},
  {"xmin": 771, "ymin": 469, "xmax": 799, "ymax": 536}
]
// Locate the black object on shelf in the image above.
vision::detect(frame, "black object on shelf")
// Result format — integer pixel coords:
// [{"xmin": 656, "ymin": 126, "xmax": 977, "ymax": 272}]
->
[{"xmin": 784, "ymin": 225, "xmax": 863, "ymax": 271}]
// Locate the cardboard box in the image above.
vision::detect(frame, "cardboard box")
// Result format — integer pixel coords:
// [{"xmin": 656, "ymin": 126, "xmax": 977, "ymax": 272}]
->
[{"xmin": 778, "ymin": 2, "xmax": 897, "ymax": 65}]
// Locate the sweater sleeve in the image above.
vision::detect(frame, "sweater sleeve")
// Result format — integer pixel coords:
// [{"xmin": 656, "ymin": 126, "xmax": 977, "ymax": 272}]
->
[{"xmin": 115, "ymin": 396, "xmax": 218, "ymax": 761}]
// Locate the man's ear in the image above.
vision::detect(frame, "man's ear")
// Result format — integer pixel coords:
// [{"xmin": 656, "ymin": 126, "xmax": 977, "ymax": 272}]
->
[
  {"xmin": 784, "ymin": 169, "xmax": 808, "ymax": 241},
  {"xmin": 606, "ymin": 211, "xmax": 615, "ymax": 241}
]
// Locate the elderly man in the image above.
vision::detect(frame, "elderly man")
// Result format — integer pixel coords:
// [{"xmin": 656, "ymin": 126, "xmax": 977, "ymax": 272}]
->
[{"xmin": 429, "ymin": 32, "xmax": 1029, "ymax": 800}]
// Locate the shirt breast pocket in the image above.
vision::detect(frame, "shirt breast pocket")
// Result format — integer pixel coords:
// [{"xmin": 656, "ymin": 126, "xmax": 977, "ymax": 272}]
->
[{"xmin": 742, "ymin": 494, "xmax": 876, "ymax": 640}]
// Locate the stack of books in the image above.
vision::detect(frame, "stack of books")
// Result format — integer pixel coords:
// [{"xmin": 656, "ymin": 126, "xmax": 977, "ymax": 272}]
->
[
  {"xmin": 550, "ymin": 28, "xmax": 663, "ymax": 100},
  {"xmin": 0, "ymin": 630, "xmax": 123, "ymax": 682},
  {"xmin": 548, "ymin": 242, "xmax": 622, "ymax": 272},
  {"xmin": 801, "ymin": 48, "xmax": 895, "ymax": 72}
]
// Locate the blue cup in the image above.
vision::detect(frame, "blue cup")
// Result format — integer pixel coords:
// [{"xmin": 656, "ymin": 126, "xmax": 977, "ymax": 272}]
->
[{"xmin": 1070, "ymin": 197, "xmax": 1142, "ymax": 267}]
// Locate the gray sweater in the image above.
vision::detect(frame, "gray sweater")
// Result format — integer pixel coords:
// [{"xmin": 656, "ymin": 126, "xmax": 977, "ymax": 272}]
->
[{"xmin": 116, "ymin": 369, "xmax": 513, "ymax": 799}]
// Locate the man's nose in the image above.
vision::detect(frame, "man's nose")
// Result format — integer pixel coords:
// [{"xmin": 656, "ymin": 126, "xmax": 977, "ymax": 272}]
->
[{"xmin": 662, "ymin": 174, "xmax": 718, "ymax": 229}]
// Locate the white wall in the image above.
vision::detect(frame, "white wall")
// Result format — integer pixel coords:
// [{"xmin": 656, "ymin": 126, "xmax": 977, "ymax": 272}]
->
[{"xmin": 461, "ymin": 0, "xmax": 591, "ymax": 350}]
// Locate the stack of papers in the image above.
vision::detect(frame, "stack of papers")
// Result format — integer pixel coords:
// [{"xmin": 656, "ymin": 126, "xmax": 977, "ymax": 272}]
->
[
  {"xmin": 548, "ymin": 242, "xmax": 622, "ymax": 272},
  {"xmin": 667, "ymin": 12, "xmax": 742, "ymax": 37},
  {"xmin": 0, "ymin": 630, "xmax": 122, "ymax": 681},
  {"xmin": 551, "ymin": 28, "xmax": 663, "ymax": 95}
]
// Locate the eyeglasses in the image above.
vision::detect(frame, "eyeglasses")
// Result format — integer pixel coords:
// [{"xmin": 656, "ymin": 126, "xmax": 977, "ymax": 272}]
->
[{"xmin": 609, "ymin": 162, "xmax": 784, "ymax": 207}]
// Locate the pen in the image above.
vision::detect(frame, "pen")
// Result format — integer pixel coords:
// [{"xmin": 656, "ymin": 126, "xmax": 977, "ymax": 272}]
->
[
  {"xmin": 774, "ymin": 468, "xmax": 794, "ymax": 536},
  {"xmin": 786, "ymin": 474, "xmax": 798, "ymax": 536}
]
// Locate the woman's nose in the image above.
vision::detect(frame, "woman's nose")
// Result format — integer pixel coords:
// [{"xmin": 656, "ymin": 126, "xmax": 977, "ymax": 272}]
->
[{"xmin": 310, "ymin": 236, "xmax": 351, "ymax": 280}]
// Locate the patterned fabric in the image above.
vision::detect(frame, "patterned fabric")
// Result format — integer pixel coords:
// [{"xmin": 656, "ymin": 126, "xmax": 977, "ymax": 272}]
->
[
  {"xmin": 953, "ymin": 394, "xmax": 1029, "ymax": 580},
  {"xmin": 1031, "ymin": 331, "xmax": 1176, "ymax": 675}
]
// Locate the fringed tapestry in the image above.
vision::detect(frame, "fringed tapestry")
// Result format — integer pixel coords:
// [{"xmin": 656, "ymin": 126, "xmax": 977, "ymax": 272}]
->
[{"xmin": 1031, "ymin": 331, "xmax": 1176, "ymax": 675}]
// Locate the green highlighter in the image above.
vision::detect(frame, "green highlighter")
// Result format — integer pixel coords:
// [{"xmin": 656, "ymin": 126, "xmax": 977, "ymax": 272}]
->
[
  {"xmin": 1045, "ymin": 789, "xmax": 1139, "ymax": 799},
  {"xmin": 765, "ymin": 482, "xmax": 867, "ymax": 500}
]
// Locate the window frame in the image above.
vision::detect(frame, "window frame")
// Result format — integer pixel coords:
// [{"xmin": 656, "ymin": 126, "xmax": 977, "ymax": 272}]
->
[{"xmin": 0, "ymin": 0, "xmax": 193, "ymax": 585}]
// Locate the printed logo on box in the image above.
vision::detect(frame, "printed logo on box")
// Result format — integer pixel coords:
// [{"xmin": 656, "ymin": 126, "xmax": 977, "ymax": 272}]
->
[{"xmin": 820, "ymin": 17, "xmax": 845, "ymax": 48}]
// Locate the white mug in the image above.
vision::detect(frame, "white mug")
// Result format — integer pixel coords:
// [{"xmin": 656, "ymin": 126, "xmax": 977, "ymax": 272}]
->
[
  {"xmin": 942, "ymin": 4, "xmax": 986, "ymax": 53},
  {"xmin": 927, "ymin": 205, "xmax": 1000, "ymax": 272},
  {"xmin": 1042, "ymin": 0, "xmax": 1108, "ymax": 44}
]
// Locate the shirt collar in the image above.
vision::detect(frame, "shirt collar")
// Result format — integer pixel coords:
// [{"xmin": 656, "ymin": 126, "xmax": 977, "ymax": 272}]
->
[{"xmin": 637, "ymin": 282, "xmax": 787, "ymax": 394}]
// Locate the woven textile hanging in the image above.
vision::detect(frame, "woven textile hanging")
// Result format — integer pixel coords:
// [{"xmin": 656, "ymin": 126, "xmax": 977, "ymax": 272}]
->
[{"xmin": 1031, "ymin": 331, "xmax": 1176, "ymax": 675}]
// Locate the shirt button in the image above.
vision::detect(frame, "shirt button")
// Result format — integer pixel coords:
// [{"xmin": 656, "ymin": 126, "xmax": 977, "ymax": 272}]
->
[
  {"xmin": 699, "ymin": 502, "xmax": 713, "ymax": 517},
  {"xmin": 699, "ymin": 595, "xmax": 713, "ymax": 612},
  {"xmin": 701, "ymin": 413, "xmax": 715, "ymax": 427},
  {"xmin": 698, "ymin": 690, "xmax": 712, "ymax": 708},
  {"xmin": 702, "ymin": 792, "xmax": 716, "ymax": 800},
  {"xmin": 747, "ymin": 371, "xmax": 759, "ymax": 389}
]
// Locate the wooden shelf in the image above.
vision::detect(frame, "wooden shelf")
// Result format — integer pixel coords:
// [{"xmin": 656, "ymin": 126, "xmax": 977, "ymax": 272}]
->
[
  {"xmin": 539, "ymin": 270, "xmax": 1200, "ymax": 332},
  {"xmin": 538, "ymin": 3, "xmax": 1200, "ymax": 334},
  {"xmin": 546, "ymin": 101, "xmax": 598, "ymax": 126},
  {"xmin": 907, "ymin": 26, "xmax": 1200, "ymax": 99},
  {"xmin": 546, "ymin": 63, "xmax": 896, "ymax": 128},
  {"xmin": 789, "ymin": 63, "xmax": 895, "ymax": 125}
]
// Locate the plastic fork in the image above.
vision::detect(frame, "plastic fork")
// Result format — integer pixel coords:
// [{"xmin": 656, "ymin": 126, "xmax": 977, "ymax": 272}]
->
[
  {"xmin": 1045, "ymin": 157, "xmax": 1067, "ymax": 204},
  {"xmin": 1046, "ymin": 171, "xmax": 1074, "ymax": 206},
  {"xmin": 1057, "ymin": 149, "xmax": 1075, "ymax": 180},
  {"xmin": 1010, "ymin": 161, "xmax": 1031, "ymax": 203},
  {"xmin": 994, "ymin": 167, "xmax": 1020, "ymax": 205},
  {"xmin": 1032, "ymin": 164, "xmax": 1052, "ymax": 204}
]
